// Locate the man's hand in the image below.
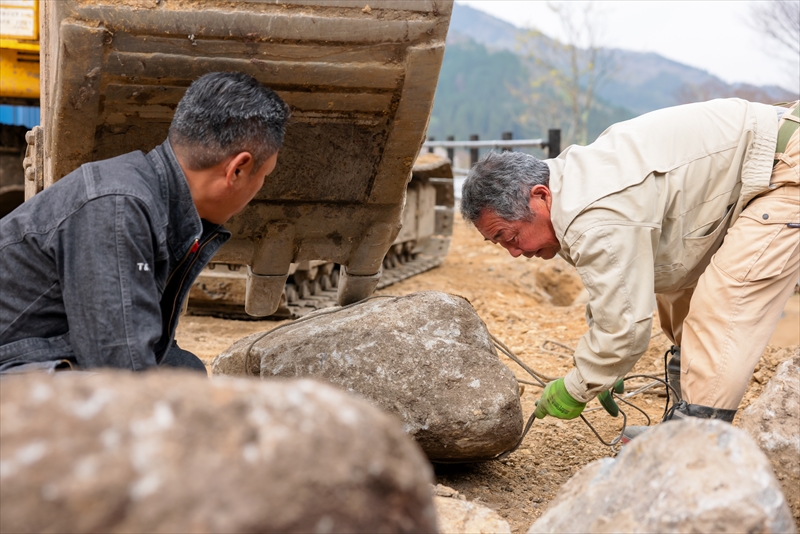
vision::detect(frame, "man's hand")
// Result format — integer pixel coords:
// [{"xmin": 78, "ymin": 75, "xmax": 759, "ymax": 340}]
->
[
  {"xmin": 597, "ymin": 379, "xmax": 625, "ymax": 417},
  {"xmin": 534, "ymin": 378, "xmax": 586, "ymax": 420}
]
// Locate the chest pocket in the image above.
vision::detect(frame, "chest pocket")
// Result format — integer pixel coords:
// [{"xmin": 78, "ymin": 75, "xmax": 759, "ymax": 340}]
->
[
  {"xmin": 654, "ymin": 202, "xmax": 734, "ymax": 293},
  {"xmin": 683, "ymin": 202, "xmax": 735, "ymax": 260},
  {"xmin": 679, "ymin": 203, "xmax": 735, "ymax": 288}
]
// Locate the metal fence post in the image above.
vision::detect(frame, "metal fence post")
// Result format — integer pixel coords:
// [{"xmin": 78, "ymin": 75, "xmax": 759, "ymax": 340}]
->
[
  {"xmin": 501, "ymin": 131, "xmax": 513, "ymax": 152},
  {"xmin": 547, "ymin": 129, "xmax": 561, "ymax": 159},
  {"xmin": 446, "ymin": 135, "xmax": 454, "ymax": 163},
  {"xmin": 469, "ymin": 134, "xmax": 479, "ymax": 167}
]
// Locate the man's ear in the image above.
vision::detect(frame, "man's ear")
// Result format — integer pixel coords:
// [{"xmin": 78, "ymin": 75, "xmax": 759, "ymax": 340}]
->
[
  {"xmin": 529, "ymin": 184, "xmax": 552, "ymax": 211},
  {"xmin": 224, "ymin": 152, "xmax": 254, "ymax": 186}
]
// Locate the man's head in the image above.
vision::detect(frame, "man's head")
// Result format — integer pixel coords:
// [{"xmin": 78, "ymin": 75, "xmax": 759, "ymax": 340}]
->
[
  {"xmin": 169, "ymin": 71, "xmax": 291, "ymax": 224},
  {"xmin": 461, "ymin": 151, "xmax": 561, "ymax": 259}
]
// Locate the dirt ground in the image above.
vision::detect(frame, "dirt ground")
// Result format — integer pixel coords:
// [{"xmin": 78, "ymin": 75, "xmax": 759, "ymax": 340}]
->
[{"xmin": 176, "ymin": 213, "xmax": 799, "ymax": 533}]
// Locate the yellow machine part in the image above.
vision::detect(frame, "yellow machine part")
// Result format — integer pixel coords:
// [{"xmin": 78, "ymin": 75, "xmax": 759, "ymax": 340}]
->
[
  {"xmin": 0, "ymin": 44, "xmax": 40, "ymax": 100},
  {"xmin": 0, "ymin": 0, "xmax": 40, "ymax": 101}
]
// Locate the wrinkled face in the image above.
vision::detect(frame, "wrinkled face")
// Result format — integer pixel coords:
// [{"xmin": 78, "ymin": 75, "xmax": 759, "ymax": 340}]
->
[{"xmin": 474, "ymin": 185, "xmax": 561, "ymax": 260}]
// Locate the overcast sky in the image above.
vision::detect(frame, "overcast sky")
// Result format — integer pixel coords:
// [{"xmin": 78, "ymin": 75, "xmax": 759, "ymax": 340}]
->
[{"xmin": 461, "ymin": 1, "xmax": 800, "ymax": 94}]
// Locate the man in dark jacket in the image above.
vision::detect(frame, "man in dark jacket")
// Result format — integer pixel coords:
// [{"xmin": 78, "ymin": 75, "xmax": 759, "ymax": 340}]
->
[{"xmin": 0, "ymin": 72, "xmax": 290, "ymax": 374}]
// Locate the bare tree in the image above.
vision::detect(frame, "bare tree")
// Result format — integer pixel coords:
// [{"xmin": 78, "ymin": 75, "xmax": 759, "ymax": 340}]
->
[
  {"xmin": 749, "ymin": 0, "xmax": 800, "ymax": 92},
  {"xmin": 515, "ymin": 1, "xmax": 616, "ymax": 146},
  {"xmin": 751, "ymin": 1, "xmax": 800, "ymax": 55}
]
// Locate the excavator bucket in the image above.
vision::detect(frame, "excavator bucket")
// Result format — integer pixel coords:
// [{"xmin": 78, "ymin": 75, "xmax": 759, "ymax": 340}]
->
[{"xmin": 36, "ymin": 0, "xmax": 453, "ymax": 316}]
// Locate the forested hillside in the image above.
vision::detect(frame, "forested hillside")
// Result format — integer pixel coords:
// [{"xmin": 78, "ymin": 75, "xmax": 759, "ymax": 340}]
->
[
  {"xmin": 426, "ymin": 38, "xmax": 632, "ymax": 145},
  {"xmin": 428, "ymin": 3, "xmax": 797, "ymax": 146}
]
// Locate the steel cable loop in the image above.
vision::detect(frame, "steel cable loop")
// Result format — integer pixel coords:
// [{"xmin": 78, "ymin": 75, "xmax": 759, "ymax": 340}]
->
[
  {"xmin": 663, "ymin": 349, "xmax": 670, "ymax": 417},
  {"xmin": 623, "ymin": 373, "xmax": 679, "ymax": 397},
  {"xmin": 582, "ymin": 380, "xmax": 662, "ymax": 413},
  {"xmin": 238, "ymin": 295, "xmax": 542, "ymax": 464},
  {"xmin": 621, "ymin": 373, "xmax": 680, "ymax": 421},
  {"xmin": 240, "ymin": 296, "xmax": 674, "ymax": 459},
  {"xmin": 579, "ymin": 407, "xmax": 627, "ymax": 448},
  {"xmin": 497, "ymin": 342, "xmax": 678, "ymax": 455},
  {"xmin": 494, "ymin": 335, "xmax": 631, "ymax": 452},
  {"xmin": 617, "ymin": 394, "xmax": 651, "ymax": 426},
  {"xmin": 575, "ymin": 374, "xmax": 679, "ymax": 451},
  {"xmin": 496, "ymin": 410, "xmax": 538, "ymax": 461},
  {"xmin": 516, "ymin": 378, "xmax": 543, "ymax": 387},
  {"xmin": 491, "ymin": 334, "xmax": 555, "ymax": 385},
  {"xmin": 539, "ymin": 339, "xmax": 576, "ymax": 358}
]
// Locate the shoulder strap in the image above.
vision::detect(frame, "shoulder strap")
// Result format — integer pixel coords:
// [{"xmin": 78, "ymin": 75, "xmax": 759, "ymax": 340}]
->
[{"xmin": 774, "ymin": 103, "xmax": 800, "ymax": 167}]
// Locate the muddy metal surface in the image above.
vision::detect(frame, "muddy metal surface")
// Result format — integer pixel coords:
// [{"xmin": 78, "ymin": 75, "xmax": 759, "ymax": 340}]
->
[
  {"xmin": 38, "ymin": 0, "xmax": 453, "ymax": 318},
  {"xmin": 176, "ymin": 213, "xmax": 797, "ymax": 533}
]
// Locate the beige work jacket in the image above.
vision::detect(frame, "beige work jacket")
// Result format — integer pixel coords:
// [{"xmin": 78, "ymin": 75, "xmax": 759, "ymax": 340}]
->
[{"xmin": 546, "ymin": 99, "xmax": 779, "ymax": 402}]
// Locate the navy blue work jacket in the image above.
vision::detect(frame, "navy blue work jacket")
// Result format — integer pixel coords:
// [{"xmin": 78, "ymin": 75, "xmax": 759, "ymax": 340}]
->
[{"xmin": 0, "ymin": 140, "xmax": 230, "ymax": 371}]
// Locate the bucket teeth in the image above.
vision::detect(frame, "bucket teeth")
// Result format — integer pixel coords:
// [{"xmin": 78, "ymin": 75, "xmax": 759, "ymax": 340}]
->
[{"xmin": 188, "ymin": 249, "xmax": 449, "ymax": 320}]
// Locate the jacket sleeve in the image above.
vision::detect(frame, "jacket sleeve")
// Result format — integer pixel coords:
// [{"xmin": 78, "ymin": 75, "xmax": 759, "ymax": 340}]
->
[
  {"xmin": 563, "ymin": 222, "xmax": 658, "ymax": 402},
  {"xmin": 54, "ymin": 195, "xmax": 163, "ymax": 370}
]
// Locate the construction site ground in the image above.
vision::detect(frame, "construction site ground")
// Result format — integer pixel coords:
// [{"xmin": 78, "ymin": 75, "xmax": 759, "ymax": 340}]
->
[{"xmin": 176, "ymin": 213, "xmax": 800, "ymax": 534}]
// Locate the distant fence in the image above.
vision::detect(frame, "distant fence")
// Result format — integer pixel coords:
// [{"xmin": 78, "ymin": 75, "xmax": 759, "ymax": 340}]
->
[{"xmin": 423, "ymin": 129, "xmax": 561, "ymax": 175}]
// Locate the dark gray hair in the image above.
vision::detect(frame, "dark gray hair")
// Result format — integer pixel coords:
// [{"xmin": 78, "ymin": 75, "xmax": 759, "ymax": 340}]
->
[
  {"xmin": 460, "ymin": 151, "xmax": 550, "ymax": 223},
  {"xmin": 169, "ymin": 71, "xmax": 290, "ymax": 170}
]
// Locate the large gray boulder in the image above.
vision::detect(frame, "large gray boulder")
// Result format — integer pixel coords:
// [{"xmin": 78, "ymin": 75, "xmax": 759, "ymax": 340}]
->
[
  {"xmin": 528, "ymin": 419, "xmax": 796, "ymax": 534},
  {"xmin": 213, "ymin": 291, "xmax": 523, "ymax": 462},
  {"xmin": 740, "ymin": 348, "xmax": 800, "ymax": 524},
  {"xmin": 0, "ymin": 370, "xmax": 438, "ymax": 533}
]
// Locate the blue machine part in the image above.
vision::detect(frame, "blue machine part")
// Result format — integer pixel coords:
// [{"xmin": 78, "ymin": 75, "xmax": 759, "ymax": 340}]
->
[{"xmin": 0, "ymin": 105, "xmax": 40, "ymax": 128}]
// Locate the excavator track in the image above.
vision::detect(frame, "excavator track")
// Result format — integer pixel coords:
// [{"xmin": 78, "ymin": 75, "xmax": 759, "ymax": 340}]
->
[{"xmin": 285, "ymin": 251, "xmax": 447, "ymax": 319}]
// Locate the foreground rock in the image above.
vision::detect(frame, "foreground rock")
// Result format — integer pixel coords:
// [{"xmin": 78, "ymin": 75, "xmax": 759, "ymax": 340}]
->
[
  {"xmin": 433, "ymin": 484, "xmax": 511, "ymax": 534},
  {"xmin": 528, "ymin": 419, "xmax": 795, "ymax": 534},
  {"xmin": 740, "ymin": 348, "xmax": 800, "ymax": 523},
  {"xmin": 0, "ymin": 371, "xmax": 437, "ymax": 533},
  {"xmin": 213, "ymin": 291, "xmax": 523, "ymax": 462}
]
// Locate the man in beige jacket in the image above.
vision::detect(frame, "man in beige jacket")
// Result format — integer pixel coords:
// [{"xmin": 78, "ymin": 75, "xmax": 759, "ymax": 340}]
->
[{"xmin": 461, "ymin": 98, "xmax": 799, "ymax": 425}]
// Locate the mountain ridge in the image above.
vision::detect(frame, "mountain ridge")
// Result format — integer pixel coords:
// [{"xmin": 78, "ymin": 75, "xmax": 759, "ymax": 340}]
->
[{"xmin": 446, "ymin": 3, "xmax": 796, "ymax": 116}]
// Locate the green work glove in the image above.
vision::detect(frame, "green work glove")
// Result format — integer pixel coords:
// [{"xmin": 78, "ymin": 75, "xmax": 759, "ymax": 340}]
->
[
  {"xmin": 534, "ymin": 378, "xmax": 586, "ymax": 420},
  {"xmin": 597, "ymin": 379, "xmax": 625, "ymax": 417}
]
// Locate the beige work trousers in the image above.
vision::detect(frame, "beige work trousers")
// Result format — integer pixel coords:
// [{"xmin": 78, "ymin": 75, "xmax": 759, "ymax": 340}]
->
[{"xmin": 657, "ymin": 103, "xmax": 800, "ymax": 410}]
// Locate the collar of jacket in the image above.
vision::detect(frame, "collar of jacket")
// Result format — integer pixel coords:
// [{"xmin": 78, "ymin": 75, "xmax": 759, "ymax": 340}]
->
[{"xmin": 145, "ymin": 140, "xmax": 231, "ymax": 259}]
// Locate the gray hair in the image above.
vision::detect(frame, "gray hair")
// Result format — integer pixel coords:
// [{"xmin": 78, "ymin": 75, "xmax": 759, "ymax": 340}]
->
[
  {"xmin": 169, "ymin": 71, "xmax": 291, "ymax": 170},
  {"xmin": 460, "ymin": 151, "xmax": 550, "ymax": 223}
]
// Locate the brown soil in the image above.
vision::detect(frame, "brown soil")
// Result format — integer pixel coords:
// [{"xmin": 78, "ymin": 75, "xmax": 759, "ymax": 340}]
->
[{"xmin": 176, "ymin": 213, "xmax": 797, "ymax": 533}]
